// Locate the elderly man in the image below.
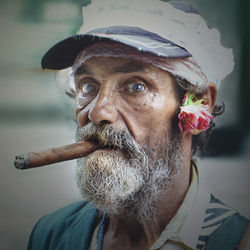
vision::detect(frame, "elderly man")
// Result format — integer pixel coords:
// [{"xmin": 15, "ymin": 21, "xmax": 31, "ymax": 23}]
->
[{"xmin": 27, "ymin": 0, "xmax": 249, "ymax": 249}]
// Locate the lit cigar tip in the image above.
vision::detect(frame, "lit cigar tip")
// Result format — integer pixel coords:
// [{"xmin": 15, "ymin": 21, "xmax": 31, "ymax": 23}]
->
[{"xmin": 14, "ymin": 155, "xmax": 25, "ymax": 170}]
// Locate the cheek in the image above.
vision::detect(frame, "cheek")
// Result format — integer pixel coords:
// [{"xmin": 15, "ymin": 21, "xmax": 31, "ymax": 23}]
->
[
  {"xmin": 137, "ymin": 89, "xmax": 177, "ymax": 119},
  {"xmin": 123, "ymin": 91, "xmax": 178, "ymax": 141},
  {"xmin": 75, "ymin": 93, "xmax": 94, "ymax": 109},
  {"xmin": 146, "ymin": 97, "xmax": 177, "ymax": 132},
  {"xmin": 125, "ymin": 92, "xmax": 156, "ymax": 111},
  {"xmin": 75, "ymin": 94, "xmax": 93, "ymax": 127}
]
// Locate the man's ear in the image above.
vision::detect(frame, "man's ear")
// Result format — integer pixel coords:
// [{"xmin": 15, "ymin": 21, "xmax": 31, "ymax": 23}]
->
[{"xmin": 203, "ymin": 82, "xmax": 217, "ymax": 113}]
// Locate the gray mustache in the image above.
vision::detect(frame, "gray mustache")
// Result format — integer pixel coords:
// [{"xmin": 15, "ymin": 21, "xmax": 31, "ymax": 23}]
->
[{"xmin": 76, "ymin": 123, "xmax": 141, "ymax": 157}]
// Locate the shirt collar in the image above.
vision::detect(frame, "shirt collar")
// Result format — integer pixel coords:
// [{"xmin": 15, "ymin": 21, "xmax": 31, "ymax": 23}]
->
[{"xmin": 150, "ymin": 159, "xmax": 210, "ymax": 249}]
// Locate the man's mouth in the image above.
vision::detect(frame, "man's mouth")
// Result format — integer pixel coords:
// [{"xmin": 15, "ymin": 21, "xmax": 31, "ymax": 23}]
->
[{"xmin": 86, "ymin": 138, "xmax": 127, "ymax": 155}]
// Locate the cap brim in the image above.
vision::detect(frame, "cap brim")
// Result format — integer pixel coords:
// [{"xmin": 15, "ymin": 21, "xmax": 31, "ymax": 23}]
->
[
  {"xmin": 41, "ymin": 29, "xmax": 191, "ymax": 70},
  {"xmin": 42, "ymin": 34, "xmax": 110, "ymax": 70}
]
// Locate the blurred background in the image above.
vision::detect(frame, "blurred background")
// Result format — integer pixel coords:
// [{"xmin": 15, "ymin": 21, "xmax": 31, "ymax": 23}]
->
[{"xmin": 0, "ymin": 0, "xmax": 249, "ymax": 249}]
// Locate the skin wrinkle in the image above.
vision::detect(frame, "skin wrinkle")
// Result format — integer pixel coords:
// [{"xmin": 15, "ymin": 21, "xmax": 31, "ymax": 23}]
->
[
  {"xmin": 71, "ymin": 41, "xmax": 208, "ymax": 92},
  {"xmin": 75, "ymin": 121, "xmax": 183, "ymax": 221},
  {"xmin": 75, "ymin": 59, "xmax": 178, "ymax": 141},
  {"xmin": 72, "ymin": 54, "xmax": 211, "ymax": 249},
  {"xmin": 75, "ymin": 64, "xmax": 93, "ymax": 76},
  {"xmin": 75, "ymin": 61, "xmax": 146, "ymax": 76},
  {"xmin": 42, "ymin": 21, "xmax": 223, "ymax": 248}
]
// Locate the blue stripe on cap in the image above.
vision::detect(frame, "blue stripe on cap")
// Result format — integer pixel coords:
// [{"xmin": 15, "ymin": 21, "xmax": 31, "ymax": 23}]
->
[
  {"xmin": 42, "ymin": 25, "xmax": 192, "ymax": 70},
  {"xmin": 168, "ymin": 1, "xmax": 200, "ymax": 14},
  {"xmin": 88, "ymin": 26, "xmax": 175, "ymax": 44}
]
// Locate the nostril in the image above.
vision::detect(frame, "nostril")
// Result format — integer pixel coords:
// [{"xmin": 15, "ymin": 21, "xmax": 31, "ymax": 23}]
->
[{"xmin": 88, "ymin": 103, "xmax": 118, "ymax": 124}]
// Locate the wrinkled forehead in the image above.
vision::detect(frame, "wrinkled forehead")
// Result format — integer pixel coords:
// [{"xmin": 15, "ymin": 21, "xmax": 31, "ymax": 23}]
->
[
  {"xmin": 71, "ymin": 41, "xmax": 208, "ymax": 93},
  {"xmin": 72, "ymin": 41, "xmax": 170, "ymax": 76},
  {"xmin": 74, "ymin": 57, "xmax": 150, "ymax": 77}
]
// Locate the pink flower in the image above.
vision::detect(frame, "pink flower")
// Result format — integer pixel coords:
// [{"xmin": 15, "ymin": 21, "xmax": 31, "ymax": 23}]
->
[{"xmin": 178, "ymin": 93, "xmax": 213, "ymax": 132}]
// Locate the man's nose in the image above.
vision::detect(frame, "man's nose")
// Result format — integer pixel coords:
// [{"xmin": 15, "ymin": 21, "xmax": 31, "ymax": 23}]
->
[{"xmin": 88, "ymin": 89, "xmax": 118, "ymax": 124}]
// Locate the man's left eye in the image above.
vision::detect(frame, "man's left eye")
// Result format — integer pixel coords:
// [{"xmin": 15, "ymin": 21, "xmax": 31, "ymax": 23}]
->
[{"xmin": 126, "ymin": 82, "xmax": 146, "ymax": 93}]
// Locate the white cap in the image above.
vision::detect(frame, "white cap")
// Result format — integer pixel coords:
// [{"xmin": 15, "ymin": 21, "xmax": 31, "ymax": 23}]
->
[
  {"xmin": 48, "ymin": 0, "xmax": 234, "ymax": 90},
  {"xmin": 78, "ymin": 0, "xmax": 234, "ymax": 88}
]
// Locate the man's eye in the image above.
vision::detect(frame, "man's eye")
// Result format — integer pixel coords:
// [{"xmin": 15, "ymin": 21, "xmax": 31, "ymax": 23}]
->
[
  {"xmin": 127, "ymin": 82, "xmax": 145, "ymax": 93},
  {"xmin": 81, "ymin": 83, "xmax": 98, "ymax": 95}
]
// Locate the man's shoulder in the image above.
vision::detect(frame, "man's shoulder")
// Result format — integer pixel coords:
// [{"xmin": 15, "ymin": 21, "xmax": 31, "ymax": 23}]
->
[
  {"xmin": 197, "ymin": 194, "xmax": 249, "ymax": 249},
  {"xmin": 36, "ymin": 201, "xmax": 96, "ymax": 230},
  {"xmin": 27, "ymin": 201, "xmax": 99, "ymax": 250},
  {"xmin": 205, "ymin": 212, "xmax": 249, "ymax": 250}
]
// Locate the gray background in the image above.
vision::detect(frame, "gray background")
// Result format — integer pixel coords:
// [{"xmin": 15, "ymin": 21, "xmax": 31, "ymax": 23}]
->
[{"xmin": 0, "ymin": 0, "xmax": 249, "ymax": 249}]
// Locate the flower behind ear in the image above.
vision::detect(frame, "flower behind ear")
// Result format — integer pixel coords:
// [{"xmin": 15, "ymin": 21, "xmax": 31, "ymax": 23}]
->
[{"xmin": 178, "ymin": 92, "xmax": 213, "ymax": 133}]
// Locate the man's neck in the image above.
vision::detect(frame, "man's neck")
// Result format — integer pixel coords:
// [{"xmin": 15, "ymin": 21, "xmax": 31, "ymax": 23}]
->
[{"xmin": 102, "ymin": 160, "xmax": 191, "ymax": 250}]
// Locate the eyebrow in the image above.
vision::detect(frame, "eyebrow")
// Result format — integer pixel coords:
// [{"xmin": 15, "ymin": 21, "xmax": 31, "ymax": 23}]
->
[
  {"xmin": 114, "ymin": 61, "xmax": 145, "ymax": 73},
  {"xmin": 74, "ymin": 61, "xmax": 146, "ymax": 76},
  {"xmin": 75, "ymin": 65, "xmax": 93, "ymax": 76}
]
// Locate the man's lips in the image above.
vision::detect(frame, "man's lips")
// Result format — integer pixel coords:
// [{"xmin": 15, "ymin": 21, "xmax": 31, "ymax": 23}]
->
[{"xmin": 85, "ymin": 139, "xmax": 127, "ymax": 155}]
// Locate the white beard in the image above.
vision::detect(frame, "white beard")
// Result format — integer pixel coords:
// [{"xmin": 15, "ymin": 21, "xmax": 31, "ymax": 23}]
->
[{"xmin": 75, "ymin": 123, "xmax": 183, "ymax": 222}]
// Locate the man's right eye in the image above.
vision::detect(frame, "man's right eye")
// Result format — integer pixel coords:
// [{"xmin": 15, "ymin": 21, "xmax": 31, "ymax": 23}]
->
[{"xmin": 81, "ymin": 82, "xmax": 98, "ymax": 95}]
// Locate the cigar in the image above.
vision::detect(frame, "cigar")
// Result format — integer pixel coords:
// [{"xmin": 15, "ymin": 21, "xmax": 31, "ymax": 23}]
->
[{"xmin": 14, "ymin": 141, "xmax": 98, "ymax": 170}]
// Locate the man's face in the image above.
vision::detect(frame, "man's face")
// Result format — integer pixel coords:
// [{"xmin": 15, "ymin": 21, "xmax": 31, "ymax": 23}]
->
[
  {"xmin": 75, "ymin": 57, "xmax": 178, "ymax": 142},
  {"xmin": 74, "ymin": 56, "xmax": 183, "ymax": 219}
]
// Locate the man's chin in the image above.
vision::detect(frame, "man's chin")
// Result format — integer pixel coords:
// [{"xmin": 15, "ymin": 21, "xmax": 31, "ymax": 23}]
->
[
  {"xmin": 85, "ymin": 149, "xmax": 129, "ymax": 172},
  {"xmin": 76, "ymin": 152, "xmax": 144, "ymax": 214}
]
